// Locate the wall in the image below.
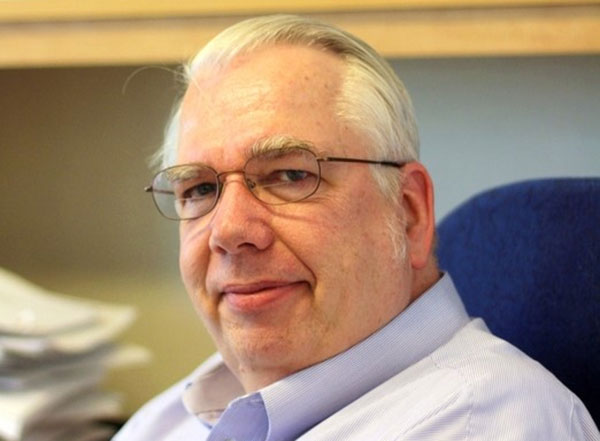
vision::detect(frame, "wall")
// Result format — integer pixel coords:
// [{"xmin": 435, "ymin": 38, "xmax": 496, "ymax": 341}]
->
[
  {"xmin": 1, "ymin": 55, "xmax": 598, "ymax": 414},
  {"xmin": 395, "ymin": 56, "xmax": 600, "ymax": 219}
]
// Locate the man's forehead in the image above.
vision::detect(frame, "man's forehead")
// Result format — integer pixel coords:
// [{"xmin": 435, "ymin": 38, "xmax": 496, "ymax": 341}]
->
[
  {"xmin": 183, "ymin": 44, "xmax": 344, "ymax": 103},
  {"xmin": 177, "ymin": 45, "xmax": 348, "ymax": 165}
]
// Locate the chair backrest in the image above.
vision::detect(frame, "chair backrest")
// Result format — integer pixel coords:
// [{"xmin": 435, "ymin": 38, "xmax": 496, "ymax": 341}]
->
[{"xmin": 437, "ymin": 178, "xmax": 600, "ymax": 423}]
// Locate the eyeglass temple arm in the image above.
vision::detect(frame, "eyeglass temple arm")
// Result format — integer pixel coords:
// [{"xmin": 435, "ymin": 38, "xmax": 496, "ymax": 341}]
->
[
  {"xmin": 319, "ymin": 157, "xmax": 406, "ymax": 168},
  {"xmin": 144, "ymin": 186, "xmax": 175, "ymax": 195}
]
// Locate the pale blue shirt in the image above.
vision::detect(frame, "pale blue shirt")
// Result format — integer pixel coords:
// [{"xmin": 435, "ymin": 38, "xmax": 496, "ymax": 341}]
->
[{"xmin": 113, "ymin": 274, "xmax": 599, "ymax": 441}]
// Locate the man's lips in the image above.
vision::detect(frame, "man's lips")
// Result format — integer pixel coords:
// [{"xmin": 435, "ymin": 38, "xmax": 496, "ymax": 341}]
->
[
  {"xmin": 221, "ymin": 280, "xmax": 299, "ymax": 295},
  {"xmin": 219, "ymin": 281, "xmax": 306, "ymax": 312}
]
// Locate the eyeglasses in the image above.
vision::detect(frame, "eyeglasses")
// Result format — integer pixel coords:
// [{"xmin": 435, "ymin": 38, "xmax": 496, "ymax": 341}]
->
[{"xmin": 145, "ymin": 147, "xmax": 406, "ymax": 221}]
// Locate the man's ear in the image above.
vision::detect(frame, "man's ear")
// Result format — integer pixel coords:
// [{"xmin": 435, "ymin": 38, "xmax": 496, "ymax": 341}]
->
[{"xmin": 398, "ymin": 162, "xmax": 435, "ymax": 269}]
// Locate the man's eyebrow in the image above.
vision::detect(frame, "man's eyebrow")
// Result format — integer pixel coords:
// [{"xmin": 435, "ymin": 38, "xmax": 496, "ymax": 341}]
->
[
  {"xmin": 249, "ymin": 136, "xmax": 327, "ymax": 158},
  {"xmin": 165, "ymin": 164, "xmax": 203, "ymax": 181}
]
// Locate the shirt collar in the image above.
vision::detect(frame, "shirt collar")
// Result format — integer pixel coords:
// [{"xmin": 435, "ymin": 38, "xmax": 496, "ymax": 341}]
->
[
  {"xmin": 183, "ymin": 273, "xmax": 469, "ymax": 440},
  {"xmin": 182, "ymin": 352, "xmax": 244, "ymax": 425}
]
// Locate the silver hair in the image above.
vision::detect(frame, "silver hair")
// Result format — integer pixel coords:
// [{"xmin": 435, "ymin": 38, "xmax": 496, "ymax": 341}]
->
[{"xmin": 155, "ymin": 14, "xmax": 419, "ymax": 201}]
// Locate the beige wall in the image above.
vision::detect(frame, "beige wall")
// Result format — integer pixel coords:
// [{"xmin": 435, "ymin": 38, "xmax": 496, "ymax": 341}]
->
[{"xmin": 1, "ymin": 66, "xmax": 179, "ymax": 274}]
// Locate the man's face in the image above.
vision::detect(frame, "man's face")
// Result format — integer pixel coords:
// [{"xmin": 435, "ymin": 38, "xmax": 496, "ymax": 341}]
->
[{"xmin": 177, "ymin": 45, "xmax": 413, "ymax": 390}]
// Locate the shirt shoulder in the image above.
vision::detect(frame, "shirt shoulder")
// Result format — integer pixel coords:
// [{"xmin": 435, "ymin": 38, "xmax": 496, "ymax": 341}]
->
[
  {"xmin": 427, "ymin": 318, "xmax": 598, "ymax": 441},
  {"xmin": 300, "ymin": 319, "xmax": 599, "ymax": 441}
]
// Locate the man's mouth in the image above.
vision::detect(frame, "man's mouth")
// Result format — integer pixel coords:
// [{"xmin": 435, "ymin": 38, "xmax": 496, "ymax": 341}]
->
[{"xmin": 220, "ymin": 281, "xmax": 306, "ymax": 313}]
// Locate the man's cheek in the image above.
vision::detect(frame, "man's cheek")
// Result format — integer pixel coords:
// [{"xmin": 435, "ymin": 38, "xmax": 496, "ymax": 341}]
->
[{"xmin": 179, "ymin": 243, "xmax": 207, "ymax": 291}]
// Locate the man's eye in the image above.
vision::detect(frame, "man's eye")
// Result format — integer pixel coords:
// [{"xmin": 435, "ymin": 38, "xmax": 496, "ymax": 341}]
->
[
  {"xmin": 262, "ymin": 169, "xmax": 311, "ymax": 184},
  {"xmin": 280, "ymin": 169, "xmax": 309, "ymax": 182},
  {"xmin": 256, "ymin": 169, "xmax": 317, "ymax": 191},
  {"xmin": 181, "ymin": 182, "xmax": 217, "ymax": 199}
]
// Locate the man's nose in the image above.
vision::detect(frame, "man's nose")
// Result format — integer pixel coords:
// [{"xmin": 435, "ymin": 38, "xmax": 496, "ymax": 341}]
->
[{"xmin": 207, "ymin": 175, "xmax": 274, "ymax": 255}]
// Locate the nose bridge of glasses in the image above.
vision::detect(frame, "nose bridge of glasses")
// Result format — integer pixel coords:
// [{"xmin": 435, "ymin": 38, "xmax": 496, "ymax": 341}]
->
[{"xmin": 216, "ymin": 169, "xmax": 257, "ymax": 191}]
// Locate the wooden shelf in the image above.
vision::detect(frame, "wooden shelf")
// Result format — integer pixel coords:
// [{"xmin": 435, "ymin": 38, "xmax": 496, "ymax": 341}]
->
[{"xmin": 1, "ymin": 1, "xmax": 599, "ymax": 67}]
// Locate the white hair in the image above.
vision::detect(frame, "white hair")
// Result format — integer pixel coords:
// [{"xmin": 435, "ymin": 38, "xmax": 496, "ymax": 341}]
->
[{"xmin": 156, "ymin": 14, "xmax": 419, "ymax": 200}]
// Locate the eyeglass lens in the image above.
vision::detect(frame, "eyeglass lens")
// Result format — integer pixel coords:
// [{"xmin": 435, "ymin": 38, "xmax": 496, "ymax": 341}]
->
[{"xmin": 150, "ymin": 148, "xmax": 321, "ymax": 220}]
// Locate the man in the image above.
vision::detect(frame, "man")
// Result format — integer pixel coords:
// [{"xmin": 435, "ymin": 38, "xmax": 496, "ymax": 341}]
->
[{"xmin": 115, "ymin": 15, "xmax": 599, "ymax": 441}]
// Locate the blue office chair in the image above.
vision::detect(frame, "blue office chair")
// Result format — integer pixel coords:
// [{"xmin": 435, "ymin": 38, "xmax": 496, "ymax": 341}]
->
[{"xmin": 437, "ymin": 178, "xmax": 600, "ymax": 423}]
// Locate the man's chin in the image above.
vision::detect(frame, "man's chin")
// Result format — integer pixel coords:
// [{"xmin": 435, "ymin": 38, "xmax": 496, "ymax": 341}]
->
[{"xmin": 216, "ymin": 325, "xmax": 324, "ymax": 387}]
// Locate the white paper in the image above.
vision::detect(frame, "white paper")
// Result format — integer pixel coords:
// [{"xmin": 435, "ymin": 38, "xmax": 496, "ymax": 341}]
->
[
  {"xmin": 0, "ymin": 371, "xmax": 103, "ymax": 441},
  {"xmin": 0, "ymin": 344, "xmax": 150, "ymax": 390},
  {"xmin": 0, "ymin": 268, "xmax": 97, "ymax": 337},
  {"xmin": 0, "ymin": 300, "xmax": 136, "ymax": 357},
  {"xmin": 0, "ymin": 267, "xmax": 148, "ymax": 441}
]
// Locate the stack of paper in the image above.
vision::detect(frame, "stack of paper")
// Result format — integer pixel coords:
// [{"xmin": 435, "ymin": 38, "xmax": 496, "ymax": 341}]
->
[{"xmin": 0, "ymin": 268, "xmax": 150, "ymax": 441}]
